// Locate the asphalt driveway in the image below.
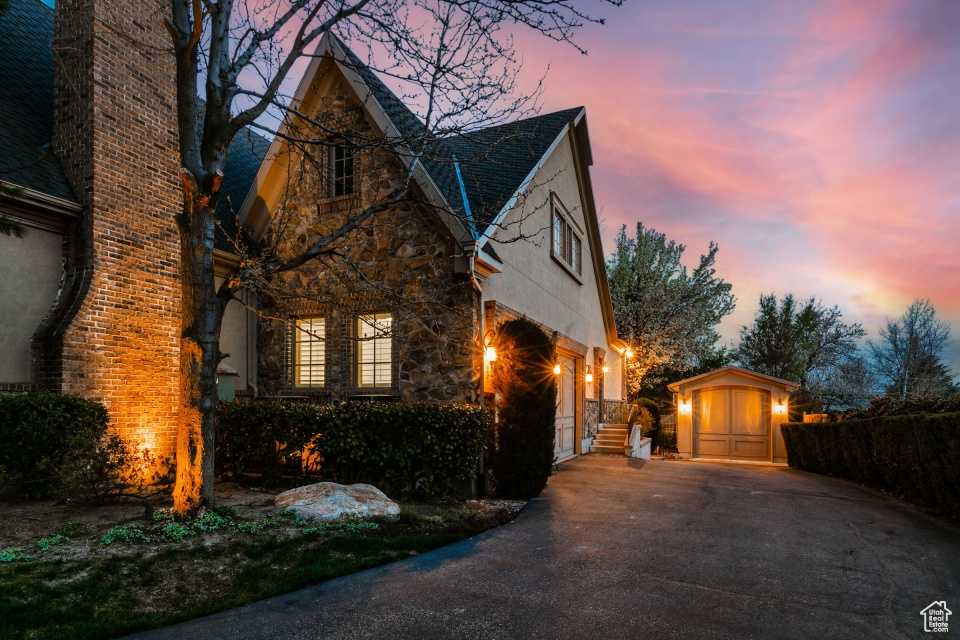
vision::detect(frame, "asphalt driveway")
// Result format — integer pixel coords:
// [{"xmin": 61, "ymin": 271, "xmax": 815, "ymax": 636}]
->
[{"xmin": 130, "ymin": 456, "xmax": 960, "ymax": 639}]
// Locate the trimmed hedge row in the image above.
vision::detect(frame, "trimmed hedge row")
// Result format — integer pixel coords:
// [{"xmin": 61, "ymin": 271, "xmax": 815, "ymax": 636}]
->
[
  {"xmin": 0, "ymin": 392, "xmax": 163, "ymax": 499},
  {"xmin": 216, "ymin": 401, "xmax": 485, "ymax": 496},
  {"xmin": 781, "ymin": 412, "xmax": 960, "ymax": 517}
]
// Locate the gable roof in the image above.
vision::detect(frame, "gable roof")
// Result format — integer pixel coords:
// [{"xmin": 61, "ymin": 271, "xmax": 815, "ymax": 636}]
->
[
  {"xmin": 273, "ymin": 34, "xmax": 582, "ymax": 241},
  {"xmin": 667, "ymin": 366, "xmax": 800, "ymax": 393},
  {"xmin": 214, "ymin": 127, "xmax": 272, "ymax": 252},
  {"xmin": 0, "ymin": 0, "xmax": 76, "ymax": 205},
  {"xmin": 0, "ymin": 0, "xmax": 268, "ymax": 247}
]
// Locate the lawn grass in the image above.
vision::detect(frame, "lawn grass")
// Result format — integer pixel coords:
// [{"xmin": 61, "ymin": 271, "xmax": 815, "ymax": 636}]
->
[{"xmin": 0, "ymin": 531, "xmax": 463, "ymax": 640}]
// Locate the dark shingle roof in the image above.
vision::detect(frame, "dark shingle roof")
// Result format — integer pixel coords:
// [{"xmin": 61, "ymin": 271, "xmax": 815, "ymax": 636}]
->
[
  {"xmin": 215, "ymin": 127, "xmax": 271, "ymax": 252},
  {"xmin": 334, "ymin": 36, "xmax": 580, "ymax": 239},
  {"xmin": 446, "ymin": 108, "xmax": 584, "ymax": 234},
  {"xmin": 0, "ymin": 0, "xmax": 76, "ymax": 203}
]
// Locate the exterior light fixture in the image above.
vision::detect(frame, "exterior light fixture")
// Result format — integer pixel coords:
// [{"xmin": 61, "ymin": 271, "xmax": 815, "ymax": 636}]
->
[
  {"xmin": 773, "ymin": 400, "xmax": 787, "ymax": 415},
  {"xmin": 625, "ymin": 347, "xmax": 634, "ymax": 359},
  {"xmin": 602, "ymin": 365, "xmax": 609, "ymax": 374},
  {"xmin": 483, "ymin": 330, "xmax": 497, "ymax": 362},
  {"xmin": 553, "ymin": 363, "xmax": 562, "ymax": 375},
  {"xmin": 678, "ymin": 399, "xmax": 692, "ymax": 415},
  {"xmin": 585, "ymin": 365, "xmax": 593, "ymax": 384}
]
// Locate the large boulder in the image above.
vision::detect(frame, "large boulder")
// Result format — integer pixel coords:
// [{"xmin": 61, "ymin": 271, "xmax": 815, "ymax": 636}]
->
[{"xmin": 274, "ymin": 482, "xmax": 400, "ymax": 522}]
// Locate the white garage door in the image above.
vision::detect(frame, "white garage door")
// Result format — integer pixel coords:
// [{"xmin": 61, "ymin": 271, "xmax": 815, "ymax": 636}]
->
[
  {"xmin": 555, "ymin": 355, "xmax": 576, "ymax": 459},
  {"xmin": 693, "ymin": 388, "xmax": 770, "ymax": 460}
]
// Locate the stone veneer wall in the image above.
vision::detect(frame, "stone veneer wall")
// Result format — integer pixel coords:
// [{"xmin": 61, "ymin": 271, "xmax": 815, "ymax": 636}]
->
[
  {"xmin": 257, "ymin": 85, "xmax": 478, "ymax": 404},
  {"xmin": 584, "ymin": 399, "xmax": 600, "ymax": 439},
  {"xmin": 37, "ymin": 0, "xmax": 182, "ymax": 457}
]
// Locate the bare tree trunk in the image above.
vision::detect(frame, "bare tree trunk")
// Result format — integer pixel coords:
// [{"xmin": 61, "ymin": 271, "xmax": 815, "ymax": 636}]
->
[{"xmin": 173, "ymin": 180, "xmax": 224, "ymax": 515}]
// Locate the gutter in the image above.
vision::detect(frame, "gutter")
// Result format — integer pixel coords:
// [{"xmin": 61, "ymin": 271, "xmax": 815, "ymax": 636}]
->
[{"xmin": 453, "ymin": 155, "xmax": 483, "ymax": 295}]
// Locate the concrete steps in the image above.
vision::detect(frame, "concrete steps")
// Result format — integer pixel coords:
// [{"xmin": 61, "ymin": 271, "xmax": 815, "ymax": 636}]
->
[{"xmin": 591, "ymin": 423, "xmax": 628, "ymax": 454}]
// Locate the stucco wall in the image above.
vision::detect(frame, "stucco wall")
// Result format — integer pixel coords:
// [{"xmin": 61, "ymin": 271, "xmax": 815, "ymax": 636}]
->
[
  {"xmin": 216, "ymin": 277, "xmax": 257, "ymax": 392},
  {"xmin": 0, "ymin": 226, "xmax": 62, "ymax": 383},
  {"xmin": 481, "ymin": 131, "xmax": 622, "ymax": 401}
]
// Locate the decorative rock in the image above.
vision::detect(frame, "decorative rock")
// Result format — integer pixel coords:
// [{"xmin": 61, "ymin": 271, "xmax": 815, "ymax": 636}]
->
[{"xmin": 274, "ymin": 482, "xmax": 400, "ymax": 522}]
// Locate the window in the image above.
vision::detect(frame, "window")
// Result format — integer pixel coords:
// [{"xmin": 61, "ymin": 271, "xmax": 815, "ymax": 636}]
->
[
  {"xmin": 332, "ymin": 145, "xmax": 354, "ymax": 197},
  {"xmin": 357, "ymin": 313, "xmax": 392, "ymax": 387},
  {"xmin": 294, "ymin": 317, "xmax": 325, "ymax": 387},
  {"xmin": 552, "ymin": 204, "xmax": 582, "ymax": 276}
]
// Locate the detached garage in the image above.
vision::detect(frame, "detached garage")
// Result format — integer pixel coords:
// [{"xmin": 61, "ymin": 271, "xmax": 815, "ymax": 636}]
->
[{"xmin": 668, "ymin": 366, "xmax": 799, "ymax": 463}]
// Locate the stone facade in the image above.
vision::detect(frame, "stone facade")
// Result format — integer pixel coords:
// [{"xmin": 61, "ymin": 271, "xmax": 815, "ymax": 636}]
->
[
  {"xmin": 257, "ymin": 80, "xmax": 479, "ymax": 404},
  {"xmin": 37, "ymin": 0, "xmax": 182, "ymax": 457}
]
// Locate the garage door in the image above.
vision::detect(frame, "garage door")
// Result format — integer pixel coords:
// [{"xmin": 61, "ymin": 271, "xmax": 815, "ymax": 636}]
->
[
  {"xmin": 555, "ymin": 355, "xmax": 576, "ymax": 459},
  {"xmin": 693, "ymin": 388, "xmax": 770, "ymax": 460}
]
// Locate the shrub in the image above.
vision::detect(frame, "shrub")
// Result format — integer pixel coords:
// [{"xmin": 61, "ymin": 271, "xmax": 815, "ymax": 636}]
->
[
  {"xmin": 781, "ymin": 412, "xmax": 960, "ymax": 518},
  {"xmin": 216, "ymin": 400, "xmax": 485, "ymax": 497},
  {"xmin": 629, "ymin": 397, "xmax": 662, "ymax": 446},
  {"xmin": 489, "ymin": 317, "xmax": 557, "ymax": 499},
  {"xmin": 0, "ymin": 392, "xmax": 169, "ymax": 500}
]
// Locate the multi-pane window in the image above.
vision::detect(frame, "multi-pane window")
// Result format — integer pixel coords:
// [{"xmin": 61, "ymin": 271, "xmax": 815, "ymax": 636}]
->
[
  {"xmin": 552, "ymin": 207, "xmax": 582, "ymax": 275},
  {"xmin": 332, "ymin": 145, "xmax": 355, "ymax": 197},
  {"xmin": 357, "ymin": 313, "xmax": 392, "ymax": 387},
  {"xmin": 294, "ymin": 317, "xmax": 325, "ymax": 387}
]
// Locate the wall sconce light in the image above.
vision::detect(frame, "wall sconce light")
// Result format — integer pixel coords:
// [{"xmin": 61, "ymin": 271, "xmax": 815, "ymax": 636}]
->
[
  {"xmin": 773, "ymin": 400, "xmax": 787, "ymax": 415},
  {"xmin": 585, "ymin": 365, "xmax": 593, "ymax": 384},
  {"xmin": 625, "ymin": 347, "xmax": 634, "ymax": 359},
  {"xmin": 553, "ymin": 362, "xmax": 562, "ymax": 375},
  {"xmin": 678, "ymin": 399, "xmax": 692, "ymax": 415},
  {"xmin": 483, "ymin": 330, "xmax": 497, "ymax": 362},
  {"xmin": 602, "ymin": 365, "xmax": 609, "ymax": 374}
]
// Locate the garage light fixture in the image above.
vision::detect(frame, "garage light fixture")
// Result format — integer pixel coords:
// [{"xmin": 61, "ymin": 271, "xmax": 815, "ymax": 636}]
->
[
  {"xmin": 678, "ymin": 399, "xmax": 692, "ymax": 415},
  {"xmin": 773, "ymin": 400, "xmax": 787, "ymax": 415}
]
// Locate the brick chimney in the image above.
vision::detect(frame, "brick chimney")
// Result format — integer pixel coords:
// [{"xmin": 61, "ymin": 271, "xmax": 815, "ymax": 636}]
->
[{"xmin": 37, "ymin": 0, "xmax": 182, "ymax": 458}]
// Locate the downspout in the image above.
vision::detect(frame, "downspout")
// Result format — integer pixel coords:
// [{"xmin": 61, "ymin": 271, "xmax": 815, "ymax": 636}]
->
[{"xmin": 455, "ymin": 155, "xmax": 488, "ymax": 497}]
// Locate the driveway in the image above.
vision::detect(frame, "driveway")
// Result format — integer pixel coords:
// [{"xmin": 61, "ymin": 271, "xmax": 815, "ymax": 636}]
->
[{"xmin": 131, "ymin": 456, "xmax": 960, "ymax": 639}]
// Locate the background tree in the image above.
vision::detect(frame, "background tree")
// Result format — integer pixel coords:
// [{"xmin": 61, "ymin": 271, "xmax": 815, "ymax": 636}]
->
[
  {"xmin": 607, "ymin": 222, "xmax": 735, "ymax": 397},
  {"xmin": 156, "ymin": 0, "xmax": 620, "ymax": 514},
  {"xmin": 868, "ymin": 299, "xmax": 956, "ymax": 399},
  {"xmin": 733, "ymin": 293, "xmax": 867, "ymax": 412}
]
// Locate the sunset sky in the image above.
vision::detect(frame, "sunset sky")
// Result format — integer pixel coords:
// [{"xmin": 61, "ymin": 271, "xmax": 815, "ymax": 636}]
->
[{"xmin": 510, "ymin": 0, "xmax": 960, "ymax": 374}]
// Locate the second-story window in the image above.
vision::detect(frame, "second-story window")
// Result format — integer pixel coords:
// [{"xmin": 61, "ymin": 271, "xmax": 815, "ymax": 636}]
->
[
  {"xmin": 552, "ymin": 199, "xmax": 582, "ymax": 276},
  {"xmin": 332, "ymin": 145, "xmax": 355, "ymax": 197}
]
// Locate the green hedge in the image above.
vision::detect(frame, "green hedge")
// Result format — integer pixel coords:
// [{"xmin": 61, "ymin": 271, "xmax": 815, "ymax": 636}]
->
[
  {"xmin": 781, "ymin": 412, "xmax": 960, "ymax": 517},
  {"xmin": 216, "ymin": 401, "xmax": 485, "ymax": 497},
  {"xmin": 0, "ymin": 392, "xmax": 162, "ymax": 499},
  {"xmin": 842, "ymin": 395, "xmax": 960, "ymax": 420}
]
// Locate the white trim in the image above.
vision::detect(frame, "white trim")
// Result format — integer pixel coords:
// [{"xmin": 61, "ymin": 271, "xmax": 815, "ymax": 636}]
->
[{"xmin": 666, "ymin": 365, "xmax": 801, "ymax": 393}]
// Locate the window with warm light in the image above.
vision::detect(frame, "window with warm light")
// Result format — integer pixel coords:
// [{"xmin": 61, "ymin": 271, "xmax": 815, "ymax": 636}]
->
[
  {"xmin": 357, "ymin": 313, "xmax": 392, "ymax": 387},
  {"xmin": 294, "ymin": 317, "xmax": 325, "ymax": 387}
]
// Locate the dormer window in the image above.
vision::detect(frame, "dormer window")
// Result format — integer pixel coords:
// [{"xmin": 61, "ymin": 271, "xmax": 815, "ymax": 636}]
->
[
  {"xmin": 332, "ymin": 145, "xmax": 355, "ymax": 197},
  {"xmin": 551, "ymin": 196, "xmax": 582, "ymax": 279}
]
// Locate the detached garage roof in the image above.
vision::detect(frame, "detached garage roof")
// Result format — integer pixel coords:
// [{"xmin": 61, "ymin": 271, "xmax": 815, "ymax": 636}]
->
[{"xmin": 667, "ymin": 366, "xmax": 799, "ymax": 393}]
